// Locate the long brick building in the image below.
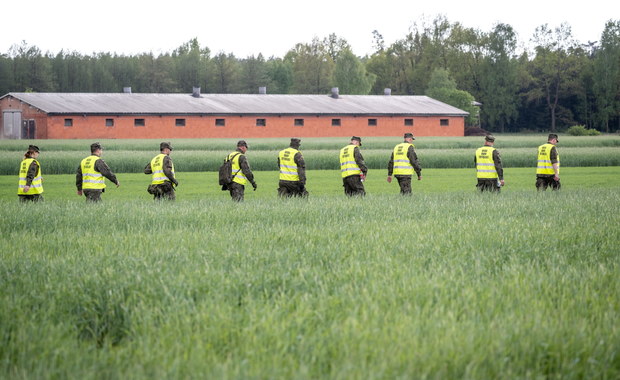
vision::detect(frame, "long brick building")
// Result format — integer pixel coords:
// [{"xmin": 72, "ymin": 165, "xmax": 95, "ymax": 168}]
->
[{"xmin": 0, "ymin": 88, "xmax": 468, "ymax": 140}]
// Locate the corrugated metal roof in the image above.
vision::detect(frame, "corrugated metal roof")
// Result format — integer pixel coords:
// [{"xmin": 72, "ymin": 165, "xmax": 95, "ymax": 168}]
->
[{"xmin": 3, "ymin": 92, "xmax": 469, "ymax": 116}]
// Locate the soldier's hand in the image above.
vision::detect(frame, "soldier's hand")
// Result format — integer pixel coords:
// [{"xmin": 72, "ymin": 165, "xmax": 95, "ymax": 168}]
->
[
  {"xmin": 116, "ymin": 181, "xmax": 121, "ymax": 188},
  {"xmin": 173, "ymin": 180, "xmax": 179, "ymax": 187},
  {"xmin": 418, "ymin": 176, "xmax": 422, "ymax": 181},
  {"xmin": 23, "ymin": 185, "xmax": 30, "ymax": 192},
  {"xmin": 252, "ymin": 182, "xmax": 258, "ymax": 191},
  {"xmin": 77, "ymin": 190, "xmax": 82, "ymax": 196},
  {"xmin": 387, "ymin": 176, "xmax": 392, "ymax": 183}
]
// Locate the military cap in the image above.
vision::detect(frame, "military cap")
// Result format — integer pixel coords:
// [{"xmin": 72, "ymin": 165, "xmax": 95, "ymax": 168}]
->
[
  {"xmin": 404, "ymin": 132, "xmax": 415, "ymax": 140},
  {"xmin": 160, "ymin": 141, "xmax": 173, "ymax": 151},
  {"xmin": 290, "ymin": 138, "xmax": 301, "ymax": 148},
  {"xmin": 351, "ymin": 136, "xmax": 362, "ymax": 146},
  {"xmin": 28, "ymin": 144, "xmax": 40, "ymax": 153},
  {"xmin": 237, "ymin": 140, "xmax": 248, "ymax": 148},
  {"xmin": 485, "ymin": 135, "xmax": 496, "ymax": 142},
  {"xmin": 548, "ymin": 133, "xmax": 559, "ymax": 142},
  {"xmin": 90, "ymin": 142, "xmax": 103, "ymax": 151}
]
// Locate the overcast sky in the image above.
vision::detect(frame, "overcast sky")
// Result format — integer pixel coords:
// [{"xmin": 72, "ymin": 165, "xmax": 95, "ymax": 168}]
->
[{"xmin": 2, "ymin": 0, "xmax": 617, "ymax": 57}]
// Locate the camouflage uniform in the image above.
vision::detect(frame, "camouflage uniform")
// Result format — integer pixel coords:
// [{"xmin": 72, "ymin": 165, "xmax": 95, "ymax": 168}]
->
[
  {"xmin": 18, "ymin": 158, "xmax": 44, "ymax": 203},
  {"xmin": 387, "ymin": 135, "xmax": 422, "ymax": 195},
  {"xmin": 278, "ymin": 138, "xmax": 308, "ymax": 198},
  {"xmin": 76, "ymin": 143, "xmax": 119, "ymax": 202},
  {"xmin": 144, "ymin": 142, "xmax": 178, "ymax": 201}
]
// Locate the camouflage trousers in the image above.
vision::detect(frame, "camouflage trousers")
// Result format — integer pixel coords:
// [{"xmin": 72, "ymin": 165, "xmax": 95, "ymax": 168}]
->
[
  {"xmin": 343, "ymin": 175, "xmax": 365, "ymax": 197},
  {"xmin": 18, "ymin": 194, "xmax": 44, "ymax": 202},
  {"xmin": 228, "ymin": 182, "xmax": 245, "ymax": 202},
  {"xmin": 148, "ymin": 183, "xmax": 176, "ymax": 201},
  {"xmin": 476, "ymin": 179, "xmax": 501, "ymax": 192},
  {"xmin": 278, "ymin": 181, "xmax": 308, "ymax": 198},
  {"xmin": 395, "ymin": 175, "xmax": 412, "ymax": 195},
  {"xmin": 83, "ymin": 189, "xmax": 104, "ymax": 202},
  {"xmin": 536, "ymin": 176, "xmax": 561, "ymax": 191}
]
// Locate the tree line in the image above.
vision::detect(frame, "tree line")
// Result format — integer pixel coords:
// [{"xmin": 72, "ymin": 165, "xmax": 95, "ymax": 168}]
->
[{"xmin": 1, "ymin": 16, "xmax": 619, "ymax": 133}]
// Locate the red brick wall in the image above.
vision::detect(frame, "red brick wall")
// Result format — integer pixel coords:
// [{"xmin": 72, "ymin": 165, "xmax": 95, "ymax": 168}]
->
[
  {"xmin": 44, "ymin": 114, "xmax": 464, "ymax": 139},
  {"xmin": 0, "ymin": 96, "xmax": 49, "ymax": 139}
]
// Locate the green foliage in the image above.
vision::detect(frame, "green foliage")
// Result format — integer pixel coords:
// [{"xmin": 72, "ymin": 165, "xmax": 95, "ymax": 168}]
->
[
  {"xmin": 1, "ymin": 188, "xmax": 619, "ymax": 378},
  {"xmin": 567, "ymin": 125, "xmax": 602, "ymax": 136},
  {"xmin": 333, "ymin": 49, "xmax": 375, "ymax": 94},
  {"xmin": 425, "ymin": 68, "xmax": 477, "ymax": 124}
]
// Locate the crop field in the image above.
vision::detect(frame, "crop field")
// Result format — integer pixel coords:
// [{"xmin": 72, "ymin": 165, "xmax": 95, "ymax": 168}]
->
[{"xmin": 1, "ymin": 135, "xmax": 619, "ymax": 379}]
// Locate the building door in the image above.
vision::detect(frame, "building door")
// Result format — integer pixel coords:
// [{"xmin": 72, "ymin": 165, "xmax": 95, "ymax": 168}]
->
[
  {"xmin": 21, "ymin": 119, "xmax": 36, "ymax": 139},
  {"xmin": 2, "ymin": 111, "xmax": 22, "ymax": 139}
]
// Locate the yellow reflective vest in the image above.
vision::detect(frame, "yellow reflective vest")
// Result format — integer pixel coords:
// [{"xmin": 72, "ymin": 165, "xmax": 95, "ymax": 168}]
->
[
  {"xmin": 279, "ymin": 148, "xmax": 300, "ymax": 181},
  {"xmin": 537, "ymin": 143, "xmax": 560, "ymax": 175},
  {"xmin": 229, "ymin": 151, "xmax": 247, "ymax": 185},
  {"xmin": 475, "ymin": 146, "xmax": 498, "ymax": 179},
  {"xmin": 393, "ymin": 142, "xmax": 415, "ymax": 176},
  {"xmin": 17, "ymin": 158, "xmax": 43, "ymax": 195},
  {"xmin": 80, "ymin": 155, "xmax": 106, "ymax": 190},
  {"xmin": 150, "ymin": 153, "xmax": 175, "ymax": 185},
  {"xmin": 340, "ymin": 144, "xmax": 361, "ymax": 178}
]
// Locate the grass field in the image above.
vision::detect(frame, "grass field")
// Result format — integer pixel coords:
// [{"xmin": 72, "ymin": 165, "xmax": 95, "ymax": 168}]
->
[{"xmin": 1, "ymin": 135, "xmax": 619, "ymax": 379}]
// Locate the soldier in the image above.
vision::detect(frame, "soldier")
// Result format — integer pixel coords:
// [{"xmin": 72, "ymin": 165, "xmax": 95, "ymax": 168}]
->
[
  {"xmin": 339, "ymin": 136, "xmax": 368, "ymax": 196},
  {"xmin": 474, "ymin": 135, "xmax": 504, "ymax": 192},
  {"xmin": 387, "ymin": 132, "xmax": 422, "ymax": 195},
  {"xmin": 227, "ymin": 140, "xmax": 257, "ymax": 201},
  {"xmin": 536, "ymin": 133, "xmax": 561, "ymax": 191},
  {"xmin": 277, "ymin": 138, "xmax": 308, "ymax": 198},
  {"xmin": 76, "ymin": 142, "xmax": 120, "ymax": 202},
  {"xmin": 144, "ymin": 142, "xmax": 178, "ymax": 201},
  {"xmin": 17, "ymin": 145, "xmax": 44, "ymax": 202}
]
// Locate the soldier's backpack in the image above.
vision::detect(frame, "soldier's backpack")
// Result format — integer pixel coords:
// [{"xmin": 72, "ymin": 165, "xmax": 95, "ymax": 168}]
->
[{"xmin": 218, "ymin": 153, "xmax": 241, "ymax": 188}]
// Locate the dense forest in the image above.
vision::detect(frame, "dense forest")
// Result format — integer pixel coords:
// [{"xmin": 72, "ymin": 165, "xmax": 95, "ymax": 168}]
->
[{"xmin": 1, "ymin": 16, "xmax": 619, "ymax": 133}]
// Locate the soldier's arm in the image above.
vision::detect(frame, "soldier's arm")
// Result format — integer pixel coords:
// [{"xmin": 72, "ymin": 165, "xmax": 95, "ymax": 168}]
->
[
  {"xmin": 294, "ymin": 152, "xmax": 306, "ymax": 184},
  {"xmin": 239, "ymin": 155, "xmax": 256, "ymax": 185},
  {"xmin": 95, "ymin": 159, "xmax": 119, "ymax": 185},
  {"xmin": 163, "ymin": 156, "xmax": 177, "ymax": 184},
  {"xmin": 493, "ymin": 149, "xmax": 504, "ymax": 180},
  {"xmin": 550, "ymin": 147, "xmax": 560, "ymax": 177},
  {"xmin": 76, "ymin": 165, "xmax": 83, "ymax": 191},
  {"xmin": 387, "ymin": 152, "xmax": 394, "ymax": 176},
  {"xmin": 408, "ymin": 145, "xmax": 422, "ymax": 177},
  {"xmin": 354, "ymin": 147, "xmax": 368, "ymax": 175},
  {"xmin": 144, "ymin": 162, "xmax": 153, "ymax": 174},
  {"xmin": 25, "ymin": 160, "xmax": 39, "ymax": 186}
]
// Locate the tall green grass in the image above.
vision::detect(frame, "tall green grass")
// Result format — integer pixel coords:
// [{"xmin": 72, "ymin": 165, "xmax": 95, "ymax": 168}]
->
[{"xmin": 1, "ymin": 189, "xmax": 619, "ymax": 379}]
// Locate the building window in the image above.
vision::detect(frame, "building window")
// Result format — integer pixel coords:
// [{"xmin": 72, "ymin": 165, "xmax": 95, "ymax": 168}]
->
[
  {"xmin": 105, "ymin": 119, "xmax": 114, "ymax": 127},
  {"xmin": 404, "ymin": 118, "xmax": 414, "ymax": 126},
  {"xmin": 215, "ymin": 119, "xmax": 226, "ymax": 127},
  {"xmin": 332, "ymin": 119, "xmax": 341, "ymax": 127},
  {"xmin": 64, "ymin": 118, "xmax": 73, "ymax": 127},
  {"xmin": 175, "ymin": 118, "xmax": 186, "ymax": 127},
  {"xmin": 134, "ymin": 118, "xmax": 145, "ymax": 127},
  {"xmin": 440, "ymin": 119, "xmax": 449, "ymax": 126},
  {"xmin": 368, "ymin": 118, "xmax": 377, "ymax": 126},
  {"xmin": 256, "ymin": 118, "xmax": 266, "ymax": 127},
  {"xmin": 294, "ymin": 119, "xmax": 304, "ymax": 127}
]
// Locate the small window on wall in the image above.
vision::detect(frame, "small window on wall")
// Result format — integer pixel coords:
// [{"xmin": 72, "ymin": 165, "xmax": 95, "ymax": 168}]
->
[
  {"xmin": 215, "ymin": 119, "xmax": 226, "ymax": 127},
  {"xmin": 294, "ymin": 119, "xmax": 304, "ymax": 127},
  {"xmin": 440, "ymin": 119, "xmax": 449, "ymax": 126},
  {"xmin": 332, "ymin": 119, "xmax": 341, "ymax": 127},
  {"xmin": 175, "ymin": 118, "xmax": 186, "ymax": 127},
  {"xmin": 404, "ymin": 118, "xmax": 414, "ymax": 126},
  {"xmin": 64, "ymin": 118, "xmax": 73, "ymax": 127},
  {"xmin": 105, "ymin": 119, "xmax": 114, "ymax": 127},
  {"xmin": 134, "ymin": 118, "xmax": 145, "ymax": 127},
  {"xmin": 368, "ymin": 118, "xmax": 377, "ymax": 126},
  {"xmin": 256, "ymin": 118, "xmax": 266, "ymax": 127}
]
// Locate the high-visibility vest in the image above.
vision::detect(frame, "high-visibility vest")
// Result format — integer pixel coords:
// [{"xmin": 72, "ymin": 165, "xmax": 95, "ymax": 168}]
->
[
  {"xmin": 393, "ymin": 142, "xmax": 415, "ymax": 175},
  {"xmin": 17, "ymin": 158, "xmax": 43, "ymax": 195},
  {"xmin": 279, "ymin": 148, "xmax": 300, "ymax": 181},
  {"xmin": 229, "ymin": 151, "xmax": 247, "ymax": 185},
  {"xmin": 340, "ymin": 145, "xmax": 361, "ymax": 178},
  {"xmin": 80, "ymin": 155, "xmax": 106, "ymax": 190},
  {"xmin": 475, "ymin": 146, "xmax": 498, "ymax": 179},
  {"xmin": 150, "ymin": 153, "xmax": 175, "ymax": 185},
  {"xmin": 537, "ymin": 143, "xmax": 560, "ymax": 175}
]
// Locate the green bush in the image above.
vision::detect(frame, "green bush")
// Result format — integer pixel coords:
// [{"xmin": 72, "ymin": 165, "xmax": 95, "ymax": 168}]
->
[{"xmin": 567, "ymin": 125, "xmax": 601, "ymax": 136}]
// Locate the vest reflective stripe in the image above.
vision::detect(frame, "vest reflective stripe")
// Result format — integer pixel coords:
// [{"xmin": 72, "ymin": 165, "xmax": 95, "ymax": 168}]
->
[
  {"xmin": 229, "ymin": 151, "xmax": 247, "ymax": 185},
  {"xmin": 393, "ymin": 142, "xmax": 414, "ymax": 175},
  {"xmin": 17, "ymin": 158, "xmax": 43, "ymax": 195},
  {"xmin": 279, "ymin": 148, "xmax": 300, "ymax": 181},
  {"xmin": 537, "ymin": 143, "xmax": 560, "ymax": 175},
  {"xmin": 150, "ymin": 154, "xmax": 175, "ymax": 185},
  {"xmin": 81, "ymin": 156, "xmax": 106, "ymax": 189},
  {"xmin": 475, "ymin": 147, "xmax": 498, "ymax": 179},
  {"xmin": 340, "ymin": 145, "xmax": 361, "ymax": 178}
]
